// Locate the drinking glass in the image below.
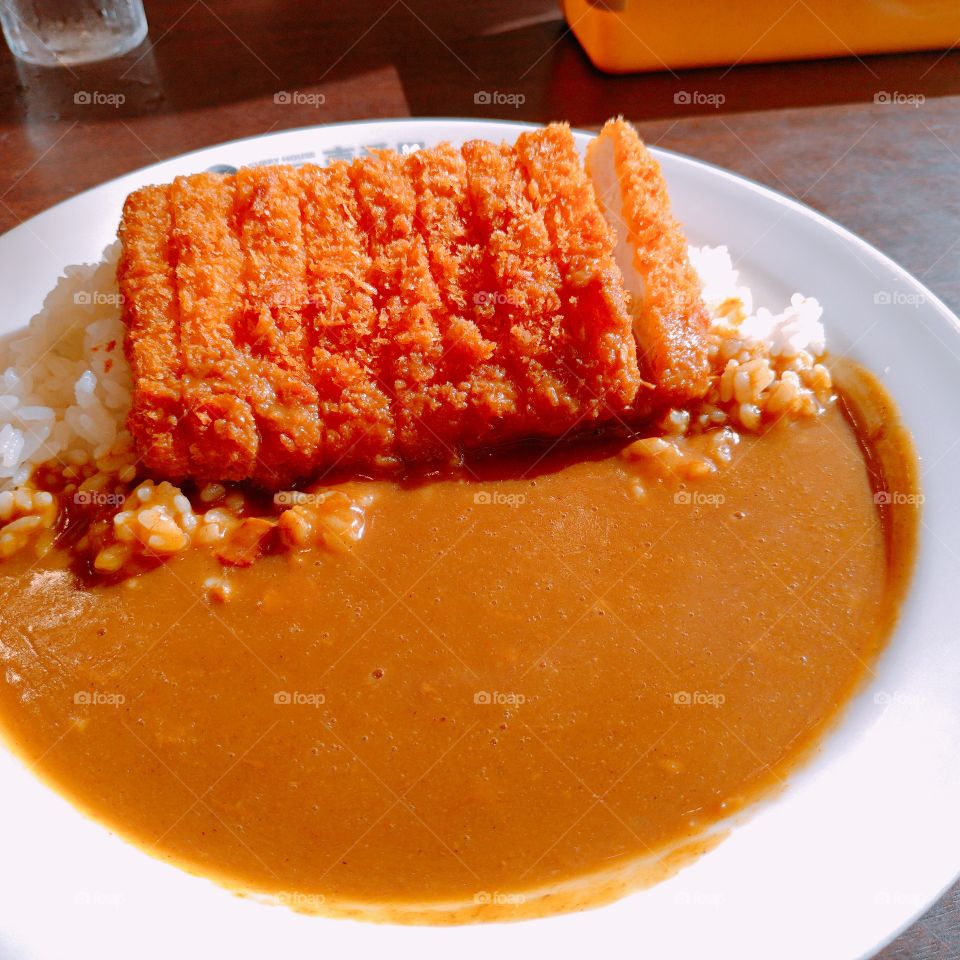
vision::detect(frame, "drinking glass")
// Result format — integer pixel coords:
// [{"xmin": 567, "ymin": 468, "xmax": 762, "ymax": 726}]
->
[{"xmin": 0, "ymin": 0, "xmax": 148, "ymax": 67}]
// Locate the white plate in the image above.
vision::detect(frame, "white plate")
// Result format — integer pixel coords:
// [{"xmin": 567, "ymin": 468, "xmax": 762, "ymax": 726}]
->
[{"xmin": 0, "ymin": 119, "xmax": 958, "ymax": 960}]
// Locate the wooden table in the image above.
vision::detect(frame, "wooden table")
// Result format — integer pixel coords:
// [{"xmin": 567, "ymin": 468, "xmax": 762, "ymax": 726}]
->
[{"xmin": 0, "ymin": 1, "xmax": 957, "ymax": 955}]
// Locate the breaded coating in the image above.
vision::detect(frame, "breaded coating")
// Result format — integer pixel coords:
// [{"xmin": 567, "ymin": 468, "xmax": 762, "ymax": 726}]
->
[
  {"xmin": 299, "ymin": 162, "xmax": 395, "ymax": 468},
  {"xmin": 586, "ymin": 118, "xmax": 710, "ymax": 404},
  {"xmin": 405, "ymin": 144, "xmax": 516, "ymax": 455},
  {"xmin": 463, "ymin": 139, "xmax": 581, "ymax": 431},
  {"xmin": 515, "ymin": 124, "xmax": 642, "ymax": 420},
  {"xmin": 349, "ymin": 149, "xmax": 450, "ymax": 461},
  {"xmin": 118, "ymin": 185, "xmax": 189, "ymax": 476},
  {"xmin": 234, "ymin": 166, "xmax": 321, "ymax": 486},
  {"xmin": 118, "ymin": 121, "xmax": 708, "ymax": 487},
  {"xmin": 170, "ymin": 173, "xmax": 259, "ymax": 480}
]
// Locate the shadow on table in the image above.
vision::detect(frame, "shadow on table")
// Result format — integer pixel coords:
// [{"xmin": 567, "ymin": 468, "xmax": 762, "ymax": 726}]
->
[{"xmin": 1, "ymin": 0, "xmax": 959, "ymax": 130}]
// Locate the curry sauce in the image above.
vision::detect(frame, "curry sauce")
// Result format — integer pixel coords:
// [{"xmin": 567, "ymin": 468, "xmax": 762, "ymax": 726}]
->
[{"xmin": 0, "ymin": 368, "xmax": 918, "ymax": 923}]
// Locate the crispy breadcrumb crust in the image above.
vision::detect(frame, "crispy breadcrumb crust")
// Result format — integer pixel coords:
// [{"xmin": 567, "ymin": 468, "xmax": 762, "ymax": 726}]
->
[
  {"xmin": 169, "ymin": 173, "xmax": 260, "ymax": 481},
  {"xmin": 299, "ymin": 162, "xmax": 396, "ymax": 470},
  {"xmin": 118, "ymin": 184, "xmax": 190, "ymax": 477},
  {"xmin": 234, "ymin": 166, "xmax": 322, "ymax": 486},
  {"xmin": 587, "ymin": 118, "xmax": 710, "ymax": 404},
  {"xmin": 515, "ymin": 123, "xmax": 645, "ymax": 423},
  {"xmin": 117, "ymin": 123, "xmax": 708, "ymax": 487},
  {"xmin": 406, "ymin": 143, "xmax": 513, "ymax": 455}
]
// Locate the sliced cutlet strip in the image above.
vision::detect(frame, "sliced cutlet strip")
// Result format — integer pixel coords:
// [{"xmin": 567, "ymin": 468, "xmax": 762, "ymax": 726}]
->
[
  {"xmin": 348, "ymin": 149, "xmax": 448, "ymax": 462},
  {"xmin": 169, "ymin": 172, "xmax": 259, "ymax": 480},
  {"xmin": 455, "ymin": 142, "xmax": 529, "ymax": 445},
  {"xmin": 299, "ymin": 162, "xmax": 396, "ymax": 469},
  {"xmin": 118, "ymin": 184, "xmax": 189, "ymax": 478},
  {"xmin": 585, "ymin": 118, "xmax": 710, "ymax": 404},
  {"xmin": 461, "ymin": 139, "xmax": 582, "ymax": 435},
  {"xmin": 405, "ymin": 143, "xmax": 519, "ymax": 454},
  {"xmin": 233, "ymin": 166, "xmax": 321, "ymax": 486},
  {"xmin": 514, "ymin": 124, "xmax": 642, "ymax": 419}
]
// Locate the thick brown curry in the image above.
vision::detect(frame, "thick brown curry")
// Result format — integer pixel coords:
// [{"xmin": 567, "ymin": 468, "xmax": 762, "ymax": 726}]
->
[{"xmin": 0, "ymin": 365, "xmax": 918, "ymax": 923}]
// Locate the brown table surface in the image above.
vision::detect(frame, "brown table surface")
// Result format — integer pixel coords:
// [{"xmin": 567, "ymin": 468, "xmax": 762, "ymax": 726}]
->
[{"xmin": 0, "ymin": 1, "xmax": 958, "ymax": 955}]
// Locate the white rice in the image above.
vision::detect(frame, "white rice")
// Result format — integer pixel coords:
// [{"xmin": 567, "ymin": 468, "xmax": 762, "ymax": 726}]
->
[
  {"xmin": 0, "ymin": 244, "xmax": 130, "ymax": 488},
  {"xmin": 0, "ymin": 243, "xmax": 824, "ymax": 491},
  {"xmin": 688, "ymin": 244, "xmax": 826, "ymax": 357}
]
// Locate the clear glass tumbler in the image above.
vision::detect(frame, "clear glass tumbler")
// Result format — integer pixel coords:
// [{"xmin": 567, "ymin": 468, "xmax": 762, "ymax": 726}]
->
[{"xmin": 0, "ymin": 0, "xmax": 148, "ymax": 67}]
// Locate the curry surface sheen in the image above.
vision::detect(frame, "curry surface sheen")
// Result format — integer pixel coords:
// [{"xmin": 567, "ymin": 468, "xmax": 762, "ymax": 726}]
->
[{"xmin": 0, "ymin": 401, "xmax": 915, "ymax": 921}]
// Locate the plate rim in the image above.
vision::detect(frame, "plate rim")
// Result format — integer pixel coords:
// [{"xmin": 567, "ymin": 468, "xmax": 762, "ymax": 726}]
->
[{"xmin": 0, "ymin": 116, "xmax": 958, "ymax": 960}]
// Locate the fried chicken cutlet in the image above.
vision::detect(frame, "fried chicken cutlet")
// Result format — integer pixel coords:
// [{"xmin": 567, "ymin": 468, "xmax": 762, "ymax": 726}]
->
[
  {"xmin": 118, "ymin": 120, "xmax": 708, "ymax": 487},
  {"xmin": 586, "ymin": 118, "xmax": 711, "ymax": 404}
]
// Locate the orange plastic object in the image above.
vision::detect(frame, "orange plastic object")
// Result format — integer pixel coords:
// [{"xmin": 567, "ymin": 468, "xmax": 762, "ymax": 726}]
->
[{"xmin": 563, "ymin": 0, "xmax": 960, "ymax": 74}]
